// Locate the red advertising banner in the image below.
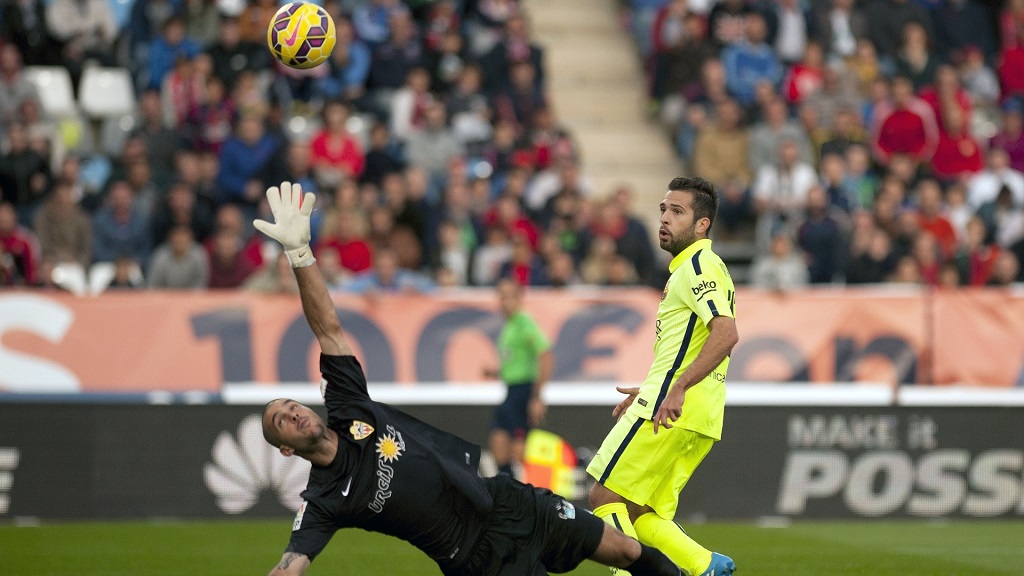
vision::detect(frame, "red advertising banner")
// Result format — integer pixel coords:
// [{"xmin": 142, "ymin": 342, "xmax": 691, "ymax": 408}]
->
[{"xmin": 0, "ymin": 288, "xmax": 1021, "ymax": 393}]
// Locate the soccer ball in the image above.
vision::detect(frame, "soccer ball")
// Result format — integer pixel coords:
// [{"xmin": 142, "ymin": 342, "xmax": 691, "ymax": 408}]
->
[{"xmin": 267, "ymin": 2, "xmax": 337, "ymax": 70}]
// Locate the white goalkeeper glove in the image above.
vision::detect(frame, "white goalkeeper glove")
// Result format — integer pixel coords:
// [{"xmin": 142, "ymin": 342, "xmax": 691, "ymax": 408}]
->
[{"xmin": 253, "ymin": 182, "xmax": 317, "ymax": 268}]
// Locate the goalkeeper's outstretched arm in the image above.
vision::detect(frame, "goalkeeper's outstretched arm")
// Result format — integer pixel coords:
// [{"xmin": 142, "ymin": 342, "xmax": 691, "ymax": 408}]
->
[{"xmin": 255, "ymin": 182, "xmax": 352, "ymax": 357}]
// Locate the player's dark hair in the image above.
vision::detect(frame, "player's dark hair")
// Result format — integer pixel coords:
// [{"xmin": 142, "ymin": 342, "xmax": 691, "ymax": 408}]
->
[
  {"xmin": 262, "ymin": 400, "xmax": 282, "ymax": 448},
  {"xmin": 668, "ymin": 176, "xmax": 718, "ymax": 234}
]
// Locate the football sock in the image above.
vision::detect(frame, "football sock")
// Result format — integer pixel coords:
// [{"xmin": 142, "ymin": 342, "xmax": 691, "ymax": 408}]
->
[
  {"xmin": 593, "ymin": 503, "xmax": 639, "ymax": 539},
  {"xmin": 634, "ymin": 512, "xmax": 710, "ymax": 576},
  {"xmin": 593, "ymin": 503, "xmax": 639, "ymax": 576},
  {"xmin": 625, "ymin": 543, "xmax": 684, "ymax": 576}
]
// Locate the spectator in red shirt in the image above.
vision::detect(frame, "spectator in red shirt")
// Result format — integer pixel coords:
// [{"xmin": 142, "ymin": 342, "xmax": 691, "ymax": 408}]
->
[
  {"xmin": 0, "ymin": 201, "xmax": 37, "ymax": 285},
  {"xmin": 955, "ymin": 216, "xmax": 1001, "ymax": 285},
  {"xmin": 991, "ymin": 98, "xmax": 1024, "ymax": 172},
  {"xmin": 314, "ymin": 209, "xmax": 373, "ymax": 274},
  {"xmin": 782, "ymin": 41, "xmax": 825, "ymax": 106},
  {"xmin": 485, "ymin": 193, "xmax": 539, "ymax": 249},
  {"xmin": 930, "ymin": 103, "xmax": 983, "ymax": 180},
  {"xmin": 915, "ymin": 179, "xmax": 958, "ymax": 259},
  {"xmin": 918, "ymin": 65, "xmax": 972, "ymax": 135},
  {"xmin": 207, "ymin": 228, "xmax": 257, "ymax": 289},
  {"xmin": 310, "ymin": 99, "xmax": 366, "ymax": 186},
  {"xmin": 871, "ymin": 75, "xmax": 940, "ymax": 166}
]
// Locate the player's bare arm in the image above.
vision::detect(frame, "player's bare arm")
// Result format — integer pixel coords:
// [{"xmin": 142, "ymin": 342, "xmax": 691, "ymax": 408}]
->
[
  {"xmin": 254, "ymin": 181, "xmax": 353, "ymax": 357},
  {"xmin": 529, "ymin": 349, "xmax": 552, "ymax": 426},
  {"xmin": 653, "ymin": 316, "xmax": 738, "ymax": 433},
  {"xmin": 268, "ymin": 551, "xmax": 310, "ymax": 576}
]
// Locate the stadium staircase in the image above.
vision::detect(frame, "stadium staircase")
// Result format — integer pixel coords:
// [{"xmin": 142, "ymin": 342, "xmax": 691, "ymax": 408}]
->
[{"xmin": 522, "ymin": 0, "xmax": 756, "ymax": 281}]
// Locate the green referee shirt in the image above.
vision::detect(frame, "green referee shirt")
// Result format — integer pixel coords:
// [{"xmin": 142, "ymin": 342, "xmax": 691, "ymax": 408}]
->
[{"xmin": 498, "ymin": 311, "xmax": 551, "ymax": 385}]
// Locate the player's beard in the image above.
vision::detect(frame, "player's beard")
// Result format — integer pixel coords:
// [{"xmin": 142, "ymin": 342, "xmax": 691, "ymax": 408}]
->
[{"xmin": 661, "ymin": 223, "xmax": 698, "ymax": 256}]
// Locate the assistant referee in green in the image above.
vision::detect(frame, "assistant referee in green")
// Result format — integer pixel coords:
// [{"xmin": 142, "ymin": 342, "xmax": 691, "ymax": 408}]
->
[{"xmin": 486, "ymin": 278, "xmax": 553, "ymax": 478}]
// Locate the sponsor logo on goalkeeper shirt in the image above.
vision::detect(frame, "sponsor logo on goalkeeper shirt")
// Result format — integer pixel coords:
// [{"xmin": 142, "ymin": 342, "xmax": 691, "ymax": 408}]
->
[
  {"xmin": 369, "ymin": 425, "xmax": 405, "ymax": 513},
  {"xmin": 203, "ymin": 414, "xmax": 311, "ymax": 514}
]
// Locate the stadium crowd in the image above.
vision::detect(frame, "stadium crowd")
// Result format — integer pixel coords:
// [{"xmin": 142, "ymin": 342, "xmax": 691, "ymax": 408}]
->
[
  {"xmin": 636, "ymin": 0, "xmax": 1024, "ymax": 288},
  {"xmin": 0, "ymin": 0, "xmax": 1021, "ymax": 294}
]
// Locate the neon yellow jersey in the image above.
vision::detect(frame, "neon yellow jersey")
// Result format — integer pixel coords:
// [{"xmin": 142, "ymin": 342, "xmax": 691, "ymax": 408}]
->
[{"xmin": 628, "ymin": 238, "xmax": 736, "ymax": 440}]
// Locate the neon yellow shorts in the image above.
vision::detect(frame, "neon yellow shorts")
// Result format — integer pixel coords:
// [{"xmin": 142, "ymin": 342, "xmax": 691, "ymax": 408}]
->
[{"xmin": 586, "ymin": 411, "xmax": 715, "ymax": 519}]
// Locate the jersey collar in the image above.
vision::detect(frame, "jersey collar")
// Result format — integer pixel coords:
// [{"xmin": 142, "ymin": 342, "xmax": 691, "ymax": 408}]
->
[{"xmin": 668, "ymin": 238, "xmax": 712, "ymax": 273}]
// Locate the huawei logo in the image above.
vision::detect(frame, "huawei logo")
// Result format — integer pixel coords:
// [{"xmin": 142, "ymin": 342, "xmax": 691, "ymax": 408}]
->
[
  {"xmin": 203, "ymin": 414, "xmax": 311, "ymax": 514},
  {"xmin": 0, "ymin": 447, "xmax": 19, "ymax": 514}
]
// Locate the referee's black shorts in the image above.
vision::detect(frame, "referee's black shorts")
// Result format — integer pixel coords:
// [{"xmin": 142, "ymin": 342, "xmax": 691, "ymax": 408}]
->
[{"xmin": 446, "ymin": 475, "xmax": 605, "ymax": 576}]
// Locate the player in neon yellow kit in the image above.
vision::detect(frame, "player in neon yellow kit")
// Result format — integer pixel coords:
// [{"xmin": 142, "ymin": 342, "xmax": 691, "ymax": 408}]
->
[{"xmin": 587, "ymin": 177, "xmax": 739, "ymax": 576}]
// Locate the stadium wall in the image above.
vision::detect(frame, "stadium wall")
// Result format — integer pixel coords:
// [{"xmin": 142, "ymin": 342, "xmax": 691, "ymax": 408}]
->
[{"xmin": 1, "ymin": 403, "xmax": 1022, "ymax": 522}]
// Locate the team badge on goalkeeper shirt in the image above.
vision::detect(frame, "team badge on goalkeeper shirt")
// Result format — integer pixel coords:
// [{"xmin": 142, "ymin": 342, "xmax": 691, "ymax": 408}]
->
[{"xmin": 350, "ymin": 420, "xmax": 374, "ymax": 440}]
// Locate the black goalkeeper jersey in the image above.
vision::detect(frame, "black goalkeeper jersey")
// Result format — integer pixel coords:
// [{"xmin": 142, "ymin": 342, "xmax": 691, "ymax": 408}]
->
[{"xmin": 285, "ymin": 354, "xmax": 493, "ymax": 570}]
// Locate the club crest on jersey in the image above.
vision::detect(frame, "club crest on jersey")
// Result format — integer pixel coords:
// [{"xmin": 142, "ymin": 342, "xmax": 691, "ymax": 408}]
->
[
  {"xmin": 350, "ymin": 420, "xmax": 374, "ymax": 440},
  {"xmin": 661, "ymin": 279, "xmax": 670, "ymax": 301}
]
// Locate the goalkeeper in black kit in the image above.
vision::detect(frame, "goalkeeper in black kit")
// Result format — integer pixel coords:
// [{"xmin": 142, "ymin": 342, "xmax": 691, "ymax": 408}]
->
[{"xmin": 255, "ymin": 182, "xmax": 683, "ymax": 576}]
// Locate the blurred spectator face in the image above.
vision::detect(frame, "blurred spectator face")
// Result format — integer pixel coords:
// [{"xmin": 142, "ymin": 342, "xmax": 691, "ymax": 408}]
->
[
  {"xmin": 214, "ymin": 230, "xmax": 241, "ymax": 263},
  {"xmin": 892, "ymin": 256, "xmax": 921, "ymax": 283},
  {"xmin": 846, "ymin": 145, "xmax": 870, "ymax": 174},
  {"xmin": 888, "ymin": 77, "xmax": 913, "ymax": 105},
  {"xmin": 511, "ymin": 234, "xmax": 533, "ymax": 264},
  {"xmin": 509, "ymin": 62, "xmax": 536, "ymax": 90},
  {"xmin": 856, "ymin": 39, "xmax": 877, "ymax": 62},
  {"xmin": 942, "ymin": 104, "xmax": 964, "ymax": 137},
  {"xmin": 770, "ymin": 234, "xmax": 794, "ymax": 258},
  {"xmin": 901, "ymin": 22, "xmax": 927, "ymax": 51},
  {"xmin": 991, "ymin": 252, "xmax": 1021, "ymax": 285},
  {"xmin": 946, "ymin": 184, "xmax": 967, "ymax": 208},
  {"xmin": 169, "ymin": 227, "xmax": 194, "ymax": 257},
  {"xmin": 389, "ymin": 12, "xmax": 415, "ymax": 44},
  {"xmin": 375, "ymin": 249, "xmax": 399, "ymax": 284},
  {"xmin": 834, "ymin": 109, "xmax": 856, "ymax": 135},
  {"xmin": 868, "ymin": 229, "xmax": 892, "ymax": 260},
  {"xmin": 547, "ymin": 252, "xmax": 575, "ymax": 287},
  {"xmin": 744, "ymin": 13, "xmax": 767, "ymax": 44},
  {"xmin": 683, "ymin": 13, "xmax": 706, "ymax": 39},
  {"xmin": 917, "ymin": 180, "xmax": 943, "ymax": 215},
  {"xmin": 198, "ymin": 152, "xmax": 219, "ymax": 183},
  {"xmin": 50, "ymin": 182, "xmax": 75, "ymax": 209},
  {"xmin": 457, "ymin": 66, "xmax": 483, "ymax": 94},
  {"xmin": 497, "ymin": 278, "xmax": 522, "ymax": 316},
  {"xmin": 607, "ymin": 256, "xmax": 636, "ymax": 285},
  {"xmin": 406, "ymin": 67, "xmax": 430, "ymax": 93},
  {"xmin": 140, "ymin": 91, "xmax": 163, "ymax": 123},
  {"xmin": 590, "ymin": 235, "xmax": 616, "ymax": 259},
  {"xmin": 219, "ymin": 17, "xmax": 241, "ymax": 46},
  {"xmin": 336, "ymin": 210, "xmax": 364, "ymax": 241},
  {"xmin": 0, "ymin": 203, "xmax": 15, "ymax": 234},
  {"xmin": 806, "ymin": 185, "xmax": 829, "ymax": 213},
  {"xmin": 6, "ymin": 123, "xmax": 28, "ymax": 152},
  {"xmin": 167, "ymin": 183, "xmax": 195, "ymax": 214},
  {"xmin": 717, "ymin": 100, "xmax": 741, "ymax": 130},
  {"xmin": 803, "ymin": 42, "xmax": 824, "ymax": 68},
  {"xmin": 766, "ymin": 99, "xmax": 787, "ymax": 126},
  {"xmin": 913, "ymin": 233, "xmax": 939, "ymax": 266},
  {"xmin": 215, "ymin": 204, "xmax": 244, "ymax": 236},
  {"xmin": 966, "ymin": 217, "xmax": 987, "ymax": 248},
  {"xmin": 779, "ymin": 141, "xmax": 800, "ymax": 168},
  {"xmin": 321, "ymin": 101, "xmax": 350, "ymax": 132},
  {"xmin": 0, "ymin": 45, "xmax": 21, "ymax": 76},
  {"xmin": 335, "ymin": 16, "xmax": 354, "ymax": 44},
  {"xmin": 1002, "ymin": 107, "xmax": 1022, "ymax": 134},
  {"xmin": 897, "ymin": 209, "xmax": 921, "ymax": 237},
  {"xmin": 438, "ymin": 221, "xmax": 461, "ymax": 249},
  {"xmin": 505, "ymin": 15, "xmax": 528, "ymax": 40},
  {"xmin": 988, "ymin": 149, "xmax": 1011, "ymax": 171},
  {"xmin": 404, "ymin": 167, "xmax": 428, "ymax": 200},
  {"xmin": 287, "ymin": 143, "xmax": 311, "ymax": 174},
  {"xmin": 370, "ymin": 123, "xmax": 391, "ymax": 149},
  {"xmin": 127, "ymin": 161, "xmax": 153, "ymax": 189},
  {"xmin": 935, "ymin": 65, "xmax": 959, "ymax": 93},
  {"xmin": 701, "ymin": 59, "xmax": 726, "ymax": 91},
  {"xmin": 238, "ymin": 116, "xmax": 264, "ymax": 144},
  {"xmin": 369, "ymin": 205, "xmax": 395, "ymax": 236},
  {"xmin": 424, "ymin": 102, "xmax": 448, "ymax": 130},
  {"xmin": 108, "ymin": 183, "xmax": 134, "ymax": 213},
  {"xmin": 938, "ymin": 263, "xmax": 960, "ymax": 288},
  {"xmin": 821, "ymin": 154, "xmax": 846, "ymax": 184},
  {"xmin": 484, "ymin": 225, "xmax": 509, "ymax": 247},
  {"xmin": 164, "ymin": 18, "xmax": 186, "ymax": 44},
  {"xmin": 496, "ymin": 195, "xmax": 520, "ymax": 224},
  {"xmin": 381, "ymin": 173, "xmax": 407, "ymax": 204}
]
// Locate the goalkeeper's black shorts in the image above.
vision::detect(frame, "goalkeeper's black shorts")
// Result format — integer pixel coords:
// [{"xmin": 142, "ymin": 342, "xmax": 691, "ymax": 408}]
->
[{"xmin": 443, "ymin": 474, "xmax": 604, "ymax": 576}]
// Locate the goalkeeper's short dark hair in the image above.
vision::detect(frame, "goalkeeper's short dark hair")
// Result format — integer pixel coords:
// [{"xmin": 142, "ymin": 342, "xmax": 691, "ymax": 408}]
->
[{"xmin": 668, "ymin": 177, "xmax": 718, "ymax": 233}]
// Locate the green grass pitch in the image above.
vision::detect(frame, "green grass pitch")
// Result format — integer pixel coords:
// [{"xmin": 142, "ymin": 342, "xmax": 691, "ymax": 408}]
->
[{"xmin": 2, "ymin": 519, "xmax": 1022, "ymax": 575}]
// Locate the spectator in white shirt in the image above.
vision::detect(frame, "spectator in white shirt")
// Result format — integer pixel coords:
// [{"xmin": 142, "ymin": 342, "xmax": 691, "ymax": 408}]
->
[
  {"xmin": 967, "ymin": 148, "xmax": 1024, "ymax": 208},
  {"xmin": 753, "ymin": 139, "xmax": 818, "ymax": 246}
]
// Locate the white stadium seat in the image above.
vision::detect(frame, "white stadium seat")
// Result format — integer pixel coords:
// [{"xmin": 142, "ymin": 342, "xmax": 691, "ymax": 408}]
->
[
  {"xmin": 22, "ymin": 66, "xmax": 77, "ymax": 118},
  {"xmin": 78, "ymin": 66, "xmax": 137, "ymax": 118}
]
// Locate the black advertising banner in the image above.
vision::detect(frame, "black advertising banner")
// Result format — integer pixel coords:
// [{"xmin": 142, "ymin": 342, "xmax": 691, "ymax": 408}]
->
[{"xmin": 0, "ymin": 405, "xmax": 1021, "ymax": 520}]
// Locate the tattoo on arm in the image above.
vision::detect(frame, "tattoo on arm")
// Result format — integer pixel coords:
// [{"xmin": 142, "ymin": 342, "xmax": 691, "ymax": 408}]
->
[{"xmin": 277, "ymin": 552, "xmax": 301, "ymax": 570}]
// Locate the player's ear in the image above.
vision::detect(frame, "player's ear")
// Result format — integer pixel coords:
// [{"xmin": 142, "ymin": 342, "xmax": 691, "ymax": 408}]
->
[{"xmin": 280, "ymin": 445, "xmax": 295, "ymax": 457}]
